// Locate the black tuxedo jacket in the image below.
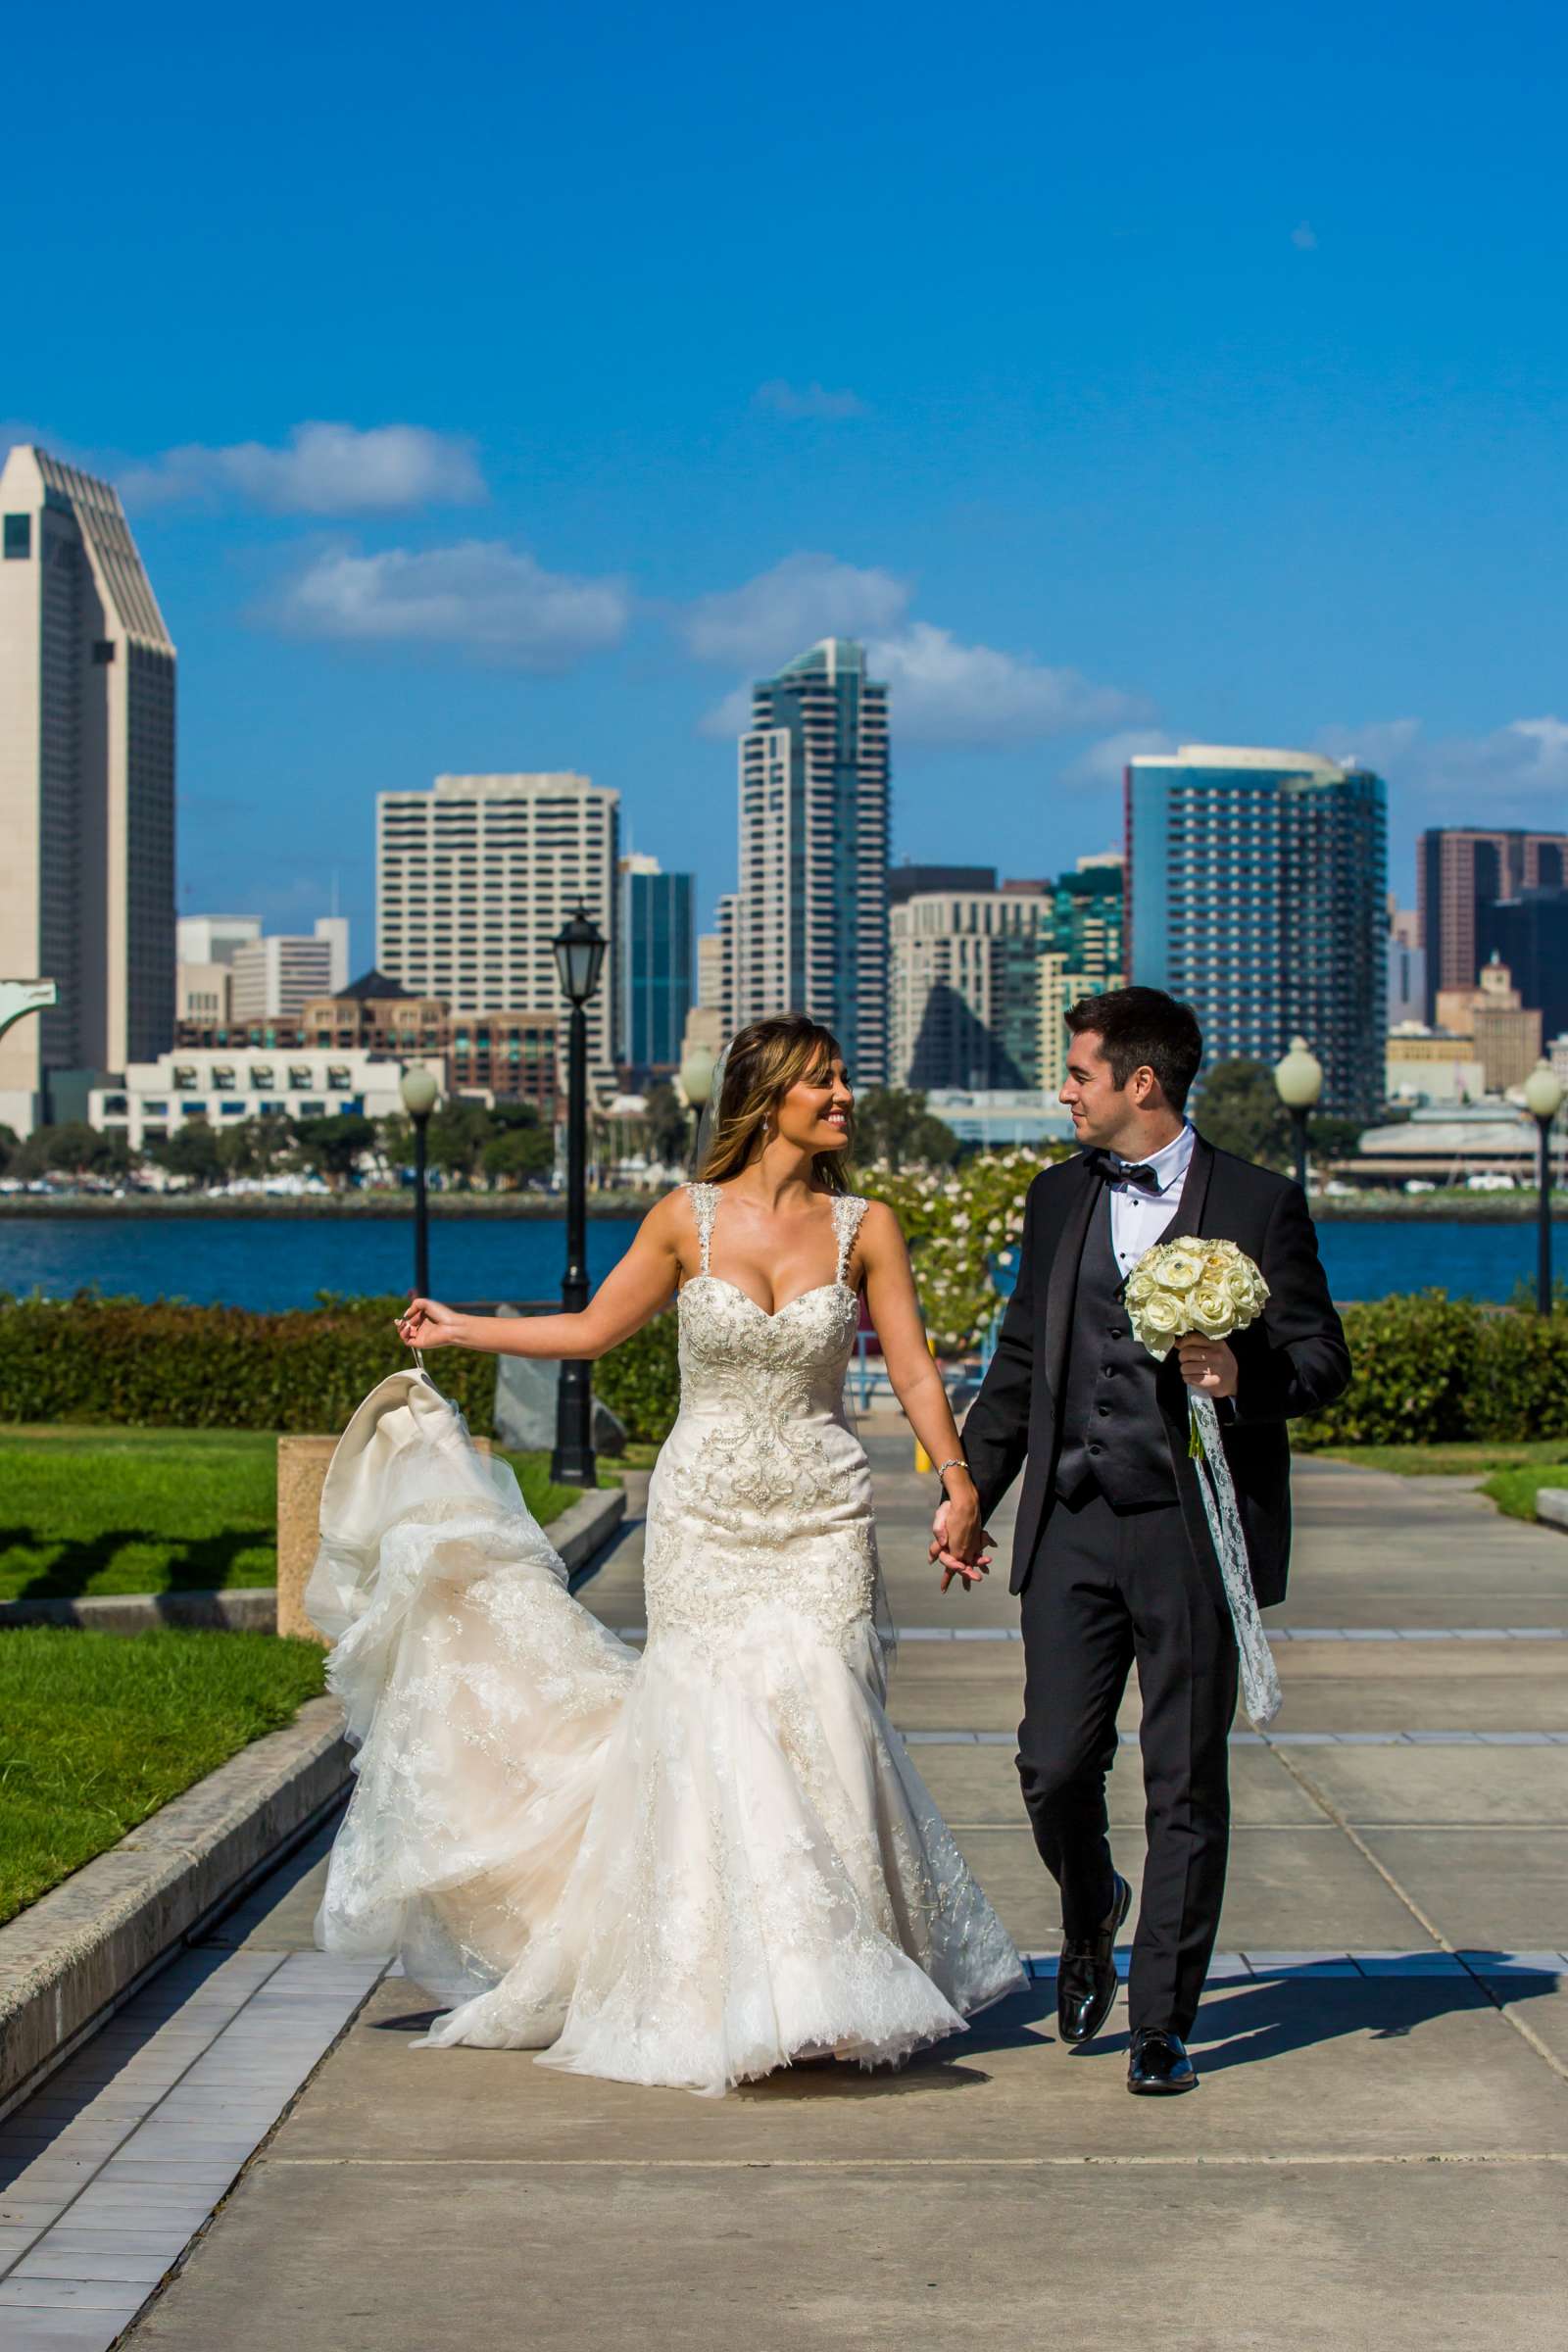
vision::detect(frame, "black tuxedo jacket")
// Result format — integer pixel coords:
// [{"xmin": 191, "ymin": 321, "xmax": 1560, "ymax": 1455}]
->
[{"xmin": 959, "ymin": 1136, "xmax": 1351, "ymax": 1606}]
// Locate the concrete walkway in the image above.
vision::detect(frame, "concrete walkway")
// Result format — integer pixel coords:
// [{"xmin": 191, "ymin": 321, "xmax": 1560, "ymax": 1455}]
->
[{"xmin": 5, "ymin": 1436, "xmax": 1566, "ymax": 2349}]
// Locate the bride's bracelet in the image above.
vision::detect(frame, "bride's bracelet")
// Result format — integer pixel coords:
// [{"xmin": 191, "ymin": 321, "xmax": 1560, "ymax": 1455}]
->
[{"xmin": 935, "ymin": 1457, "xmax": 968, "ymax": 1483}]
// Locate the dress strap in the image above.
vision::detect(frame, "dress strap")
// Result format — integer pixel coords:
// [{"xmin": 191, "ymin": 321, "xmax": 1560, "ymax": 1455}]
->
[
  {"xmin": 688, "ymin": 1181, "xmax": 718, "ymax": 1276},
  {"xmin": 833, "ymin": 1194, "xmax": 870, "ymax": 1286}
]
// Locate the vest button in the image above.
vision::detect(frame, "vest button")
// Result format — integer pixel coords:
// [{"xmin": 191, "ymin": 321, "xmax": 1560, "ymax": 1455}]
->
[
  {"xmin": 1097, "ymin": 1402, "xmax": 1111, "ymax": 1416},
  {"xmin": 1088, "ymin": 1442, "xmax": 1103, "ymax": 1455}
]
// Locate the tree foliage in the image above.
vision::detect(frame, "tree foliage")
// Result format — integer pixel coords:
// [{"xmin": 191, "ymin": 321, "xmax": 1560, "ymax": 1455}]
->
[{"xmin": 853, "ymin": 1088, "xmax": 960, "ymax": 1172}]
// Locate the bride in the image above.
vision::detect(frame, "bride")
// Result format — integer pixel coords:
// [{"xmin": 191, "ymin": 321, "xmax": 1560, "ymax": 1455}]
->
[{"xmin": 313, "ymin": 1012, "xmax": 1023, "ymax": 2095}]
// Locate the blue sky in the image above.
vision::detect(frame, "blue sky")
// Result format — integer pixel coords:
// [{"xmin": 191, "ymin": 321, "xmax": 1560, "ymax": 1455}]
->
[{"xmin": 8, "ymin": 1, "xmax": 1568, "ymax": 965}]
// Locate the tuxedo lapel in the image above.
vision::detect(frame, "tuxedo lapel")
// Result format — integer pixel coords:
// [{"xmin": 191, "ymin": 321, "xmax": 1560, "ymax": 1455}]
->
[
  {"xmin": 1045, "ymin": 1158, "xmax": 1102, "ymax": 1404},
  {"xmin": 1152, "ymin": 1132, "xmax": 1214, "ymax": 1248},
  {"xmin": 1152, "ymin": 1134, "xmax": 1217, "ymax": 1419}
]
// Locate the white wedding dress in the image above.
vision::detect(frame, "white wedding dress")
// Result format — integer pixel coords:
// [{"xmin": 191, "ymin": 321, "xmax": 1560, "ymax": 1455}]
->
[{"xmin": 312, "ymin": 1183, "xmax": 1023, "ymax": 2096}]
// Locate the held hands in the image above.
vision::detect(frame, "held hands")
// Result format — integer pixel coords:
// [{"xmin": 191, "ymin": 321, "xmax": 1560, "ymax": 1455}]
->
[
  {"xmin": 395, "ymin": 1296, "xmax": 468, "ymax": 1351},
  {"xmin": 1177, "ymin": 1335, "xmax": 1239, "ymax": 1400},
  {"xmin": 929, "ymin": 1492, "xmax": 996, "ymax": 1596}
]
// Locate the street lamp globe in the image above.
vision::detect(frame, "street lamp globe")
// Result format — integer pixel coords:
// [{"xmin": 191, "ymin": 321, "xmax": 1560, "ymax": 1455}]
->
[
  {"xmin": 553, "ymin": 906, "xmax": 607, "ymax": 1007},
  {"xmin": 1274, "ymin": 1037, "xmax": 1324, "ymax": 1112},
  {"xmin": 1524, "ymin": 1060, "xmax": 1565, "ymax": 1124},
  {"xmin": 399, "ymin": 1065, "xmax": 440, "ymax": 1120},
  {"xmin": 678, "ymin": 1043, "xmax": 716, "ymax": 1112}
]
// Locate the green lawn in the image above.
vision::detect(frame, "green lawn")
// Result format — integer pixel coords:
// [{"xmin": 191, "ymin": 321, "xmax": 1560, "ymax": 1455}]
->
[
  {"xmin": 0, "ymin": 1626, "xmax": 326, "ymax": 1925},
  {"xmin": 0, "ymin": 1427, "xmax": 593, "ymax": 1603},
  {"xmin": 1306, "ymin": 1439, "xmax": 1568, "ymax": 1479},
  {"xmin": 1479, "ymin": 1463, "xmax": 1568, "ymax": 1522}
]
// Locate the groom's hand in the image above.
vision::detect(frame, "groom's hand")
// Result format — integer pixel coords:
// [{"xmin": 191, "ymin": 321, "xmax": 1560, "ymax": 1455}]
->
[
  {"xmin": 1178, "ymin": 1335, "xmax": 1239, "ymax": 1400},
  {"xmin": 930, "ymin": 1499, "xmax": 994, "ymax": 1594}
]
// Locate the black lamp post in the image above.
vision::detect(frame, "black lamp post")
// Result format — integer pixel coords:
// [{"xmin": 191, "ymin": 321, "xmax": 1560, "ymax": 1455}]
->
[
  {"xmin": 398, "ymin": 1064, "xmax": 440, "ymax": 1298},
  {"xmin": 1274, "ymin": 1035, "xmax": 1324, "ymax": 1193},
  {"xmin": 552, "ymin": 904, "xmax": 608, "ymax": 1486},
  {"xmin": 1524, "ymin": 1060, "xmax": 1564, "ymax": 1316}
]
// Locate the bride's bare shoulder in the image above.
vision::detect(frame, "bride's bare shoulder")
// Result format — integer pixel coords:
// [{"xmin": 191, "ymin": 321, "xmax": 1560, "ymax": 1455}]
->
[{"xmin": 853, "ymin": 1196, "xmax": 906, "ymax": 1256}]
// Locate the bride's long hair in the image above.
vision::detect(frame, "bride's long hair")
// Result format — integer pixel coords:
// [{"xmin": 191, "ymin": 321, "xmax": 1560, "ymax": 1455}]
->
[{"xmin": 697, "ymin": 1014, "xmax": 853, "ymax": 1192}]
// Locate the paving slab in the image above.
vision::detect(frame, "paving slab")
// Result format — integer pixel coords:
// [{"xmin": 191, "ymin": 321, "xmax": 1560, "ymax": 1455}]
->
[
  {"xmin": 1281, "ymin": 1743, "xmax": 1568, "ymax": 1826},
  {"xmin": 123, "ymin": 2150, "xmax": 1567, "ymax": 2352},
  {"xmin": 911, "ymin": 1739, "xmax": 1323, "ymax": 1828},
  {"xmin": 1351, "ymin": 1829, "xmax": 1568, "ymax": 1950}
]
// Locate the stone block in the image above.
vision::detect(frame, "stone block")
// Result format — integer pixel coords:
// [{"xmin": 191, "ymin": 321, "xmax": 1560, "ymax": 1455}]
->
[
  {"xmin": 275, "ymin": 1433, "xmax": 491, "ymax": 1644},
  {"xmin": 1536, "ymin": 1487, "xmax": 1568, "ymax": 1533},
  {"xmin": 492, "ymin": 1355, "xmax": 626, "ymax": 1458}
]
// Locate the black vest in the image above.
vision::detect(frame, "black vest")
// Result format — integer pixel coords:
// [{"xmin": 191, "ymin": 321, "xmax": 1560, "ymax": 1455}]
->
[{"xmin": 1054, "ymin": 1192, "xmax": 1179, "ymax": 1510}]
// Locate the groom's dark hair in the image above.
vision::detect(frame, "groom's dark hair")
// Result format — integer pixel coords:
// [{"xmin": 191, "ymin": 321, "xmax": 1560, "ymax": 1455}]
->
[{"xmin": 1065, "ymin": 987, "xmax": 1203, "ymax": 1112}]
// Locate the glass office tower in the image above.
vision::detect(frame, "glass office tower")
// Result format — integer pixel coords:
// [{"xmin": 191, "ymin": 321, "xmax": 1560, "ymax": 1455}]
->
[
  {"xmin": 619, "ymin": 854, "xmax": 694, "ymax": 1077},
  {"xmin": 1126, "ymin": 746, "xmax": 1388, "ymax": 1117},
  {"xmin": 734, "ymin": 639, "xmax": 891, "ymax": 1083}
]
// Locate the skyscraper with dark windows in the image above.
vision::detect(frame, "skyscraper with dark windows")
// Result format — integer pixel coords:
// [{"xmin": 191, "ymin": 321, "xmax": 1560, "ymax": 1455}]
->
[
  {"xmin": 1126, "ymin": 746, "xmax": 1387, "ymax": 1116},
  {"xmin": 1418, "ymin": 828, "xmax": 1568, "ymax": 1015},
  {"xmin": 618, "ymin": 854, "xmax": 694, "ymax": 1080},
  {"xmin": 732, "ymin": 639, "xmax": 890, "ymax": 1082}
]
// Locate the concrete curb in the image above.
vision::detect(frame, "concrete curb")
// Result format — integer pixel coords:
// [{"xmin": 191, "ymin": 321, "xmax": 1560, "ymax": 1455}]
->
[
  {"xmin": 0, "ymin": 1695, "xmax": 352, "ymax": 2121},
  {"xmin": 1538, "ymin": 1488, "xmax": 1568, "ymax": 1533},
  {"xmin": 0, "ymin": 1588, "xmax": 276, "ymax": 1633},
  {"xmin": 0, "ymin": 1485, "xmax": 628, "ymax": 1635}
]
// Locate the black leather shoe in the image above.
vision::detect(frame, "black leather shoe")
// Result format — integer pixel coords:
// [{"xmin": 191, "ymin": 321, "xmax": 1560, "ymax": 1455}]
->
[
  {"xmin": 1056, "ymin": 1874, "xmax": 1131, "ymax": 2045},
  {"xmin": 1127, "ymin": 2029, "xmax": 1198, "ymax": 2095}
]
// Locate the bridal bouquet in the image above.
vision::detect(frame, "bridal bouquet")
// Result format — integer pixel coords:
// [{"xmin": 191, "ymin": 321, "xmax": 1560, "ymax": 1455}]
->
[
  {"xmin": 1125, "ymin": 1235, "xmax": 1281, "ymax": 1730},
  {"xmin": 1124, "ymin": 1236, "xmax": 1270, "ymax": 1370}
]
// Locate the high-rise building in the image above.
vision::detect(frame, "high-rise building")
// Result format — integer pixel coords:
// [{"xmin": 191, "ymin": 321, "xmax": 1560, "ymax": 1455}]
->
[
  {"xmin": 891, "ymin": 888, "xmax": 1054, "ymax": 1089},
  {"xmin": 696, "ymin": 930, "xmax": 724, "ymax": 1013},
  {"xmin": 618, "ymin": 854, "xmax": 693, "ymax": 1078},
  {"xmin": 376, "ymin": 772, "xmax": 620, "ymax": 1094},
  {"xmin": 887, "ymin": 861, "xmax": 997, "ymax": 906},
  {"xmin": 1127, "ymin": 746, "xmax": 1387, "ymax": 1116},
  {"xmin": 891, "ymin": 860, "xmax": 1127, "ymax": 1095},
  {"xmin": 0, "ymin": 445, "xmax": 176, "ymax": 1133},
  {"xmin": 732, "ymin": 639, "xmax": 890, "ymax": 1082},
  {"xmin": 175, "ymin": 914, "xmax": 262, "ymax": 968},
  {"xmin": 229, "ymin": 918, "xmax": 350, "ymax": 1025},
  {"xmin": 1418, "ymin": 828, "xmax": 1568, "ymax": 1014},
  {"xmin": 1479, "ymin": 888, "xmax": 1568, "ymax": 1044},
  {"xmin": 1436, "ymin": 956, "xmax": 1544, "ymax": 1095}
]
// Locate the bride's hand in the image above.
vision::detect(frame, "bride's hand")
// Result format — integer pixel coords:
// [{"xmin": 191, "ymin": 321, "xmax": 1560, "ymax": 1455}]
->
[
  {"xmin": 395, "ymin": 1296, "xmax": 468, "ymax": 1351},
  {"xmin": 929, "ymin": 1496, "xmax": 994, "ymax": 1594}
]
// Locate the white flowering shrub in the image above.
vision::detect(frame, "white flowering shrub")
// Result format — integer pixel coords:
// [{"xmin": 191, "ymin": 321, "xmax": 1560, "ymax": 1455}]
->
[{"xmin": 861, "ymin": 1145, "xmax": 1072, "ymax": 1353}]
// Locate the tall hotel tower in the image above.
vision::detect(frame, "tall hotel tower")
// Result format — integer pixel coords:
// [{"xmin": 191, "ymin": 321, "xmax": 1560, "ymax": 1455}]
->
[
  {"xmin": 0, "ymin": 445, "xmax": 175, "ymax": 1133},
  {"xmin": 730, "ymin": 639, "xmax": 890, "ymax": 1081},
  {"xmin": 375, "ymin": 771, "xmax": 620, "ymax": 1095},
  {"xmin": 1126, "ymin": 745, "xmax": 1387, "ymax": 1117}
]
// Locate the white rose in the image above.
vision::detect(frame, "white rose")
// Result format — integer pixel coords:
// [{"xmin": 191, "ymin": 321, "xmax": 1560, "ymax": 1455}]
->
[
  {"xmin": 1137, "ymin": 1293, "xmax": 1183, "ymax": 1342},
  {"xmin": 1191, "ymin": 1288, "xmax": 1232, "ymax": 1336},
  {"xmin": 1224, "ymin": 1267, "xmax": 1255, "ymax": 1305},
  {"xmin": 1159, "ymin": 1250, "xmax": 1203, "ymax": 1292},
  {"xmin": 1125, "ymin": 1269, "xmax": 1158, "ymax": 1304}
]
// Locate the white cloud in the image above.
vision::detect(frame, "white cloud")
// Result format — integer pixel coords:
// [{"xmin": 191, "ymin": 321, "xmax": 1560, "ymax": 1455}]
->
[
  {"xmin": 270, "ymin": 539, "xmax": 631, "ymax": 670},
  {"xmin": 678, "ymin": 552, "xmax": 911, "ymax": 667},
  {"xmin": 754, "ymin": 378, "xmax": 868, "ymax": 420},
  {"xmin": 122, "ymin": 422, "xmax": 486, "ymax": 514},
  {"xmin": 697, "ymin": 684, "xmax": 757, "ymax": 740},
  {"xmin": 1316, "ymin": 713, "xmax": 1568, "ymax": 825},
  {"xmin": 865, "ymin": 622, "xmax": 1147, "ymax": 747},
  {"xmin": 1063, "ymin": 727, "xmax": 1178, "ymax": 785},
  {"xmin": 1292, "ymin": 221, "xmax": 1318, "ymax": 251}
]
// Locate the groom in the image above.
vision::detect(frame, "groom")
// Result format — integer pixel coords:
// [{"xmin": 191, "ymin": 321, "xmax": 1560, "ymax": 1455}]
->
[{"xmin": 937, "ymin": 988, "xmax": 1349, "ymax": 2094}]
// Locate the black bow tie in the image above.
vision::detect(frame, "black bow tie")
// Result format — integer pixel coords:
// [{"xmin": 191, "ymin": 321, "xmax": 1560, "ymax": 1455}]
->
[{"xmin": 1086, "ymin": 1149, "xmax": 1163, "ymax": 1194}]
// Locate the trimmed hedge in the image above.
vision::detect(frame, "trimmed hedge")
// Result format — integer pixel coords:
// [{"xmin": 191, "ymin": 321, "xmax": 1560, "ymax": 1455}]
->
[
  {"xmin": 0, "ymin": 1294, "xmax": 500, "ymax": 1436},
  {"xmin": 594, "ymin": 1308, "xmax": 680, "ymax": 1445},
  {"xmin": 5, "ymin": 1289, "xmax": 1566, "ymax": 1455},
  {"xmin": 1296, "ymin": 1293, "xmax": 1568, "ymax": 1448}
]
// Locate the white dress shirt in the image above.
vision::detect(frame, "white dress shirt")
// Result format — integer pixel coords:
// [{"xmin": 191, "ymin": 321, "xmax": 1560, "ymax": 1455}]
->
[{"xmin": 1104, "ymin": 1121, "xmax": 1197, "ymax": 1278}]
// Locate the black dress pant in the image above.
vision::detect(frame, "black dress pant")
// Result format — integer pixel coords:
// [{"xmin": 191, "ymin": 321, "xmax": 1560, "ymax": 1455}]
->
[{"xmin": 1016, "ymin": 1482, "xmax": 1239, "ymax": 2038}]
